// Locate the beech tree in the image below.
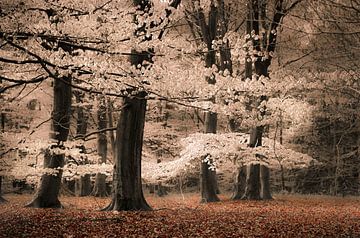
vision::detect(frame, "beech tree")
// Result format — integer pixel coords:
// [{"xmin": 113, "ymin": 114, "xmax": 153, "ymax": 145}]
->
[
  {"xmin": 237, "ymin": 0, "xmax": 304, "ymax": 200},
  {"xmin": 103, "ymin": 0, "xmax": 182, "ymax": 211},
  {"xmin": 74, "ymin": 91, "xmax": 91, "ymax": 197},
  {"xmin": 92, "ymin": 96, "xmax": 108, "ymax": 197},
  {"xmin": 26, "ymin": 76, "xmax": 72, "ymax": 208},
  {"xmin": 185, "ymin": 0, "xmax": 220, "ymax": 203}
]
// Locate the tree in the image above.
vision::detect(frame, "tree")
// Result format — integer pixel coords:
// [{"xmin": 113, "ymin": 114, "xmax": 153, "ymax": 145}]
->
[
  {"xmin": 186, "ymin": 0, "xmax": 234, "ymax": 203},
  {"xmin": 26, "ymin": 76, "xmax": 72, "ymax": 208},
  {"xmin": 103, "ymin": 90, "xmax": 151, "ymax": 211},
  {"xmin": 92, "ymin": 96, "xmax": 108, "ymax": 197},
  {"xmin": 0, "ymin": 176, "xmax": 7, "ymax": 203},
  {"xmin": 240, "ymin": 0, "xmax": 303, "ymax": 200},
  {"xmin": 103, "ymin": 0, "xmax": 182, "ymax": 211},
  {"xmin": 74, "ymin": 91, "xmax": 91, "ymax": 197}
]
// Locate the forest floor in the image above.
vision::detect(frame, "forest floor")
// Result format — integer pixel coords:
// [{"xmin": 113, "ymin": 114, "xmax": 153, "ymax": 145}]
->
[{"xmin": 0, "ymin": 193, "xmax": 359, "ymax": 238}]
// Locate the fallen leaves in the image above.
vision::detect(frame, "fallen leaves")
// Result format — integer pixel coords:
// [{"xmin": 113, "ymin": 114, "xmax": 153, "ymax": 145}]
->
[{"xmin": 0, "ymin": 194, "xmax": 359, "ymax": 237}]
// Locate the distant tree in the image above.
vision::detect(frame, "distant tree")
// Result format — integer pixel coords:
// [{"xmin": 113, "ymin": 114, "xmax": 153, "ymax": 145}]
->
[
  {"xmin": 240, "ymin": 0, "xmax": 303, "ymax": 200},
  {"xmin": 92, "ymin": 96, "xmax": 108, "ymax": 197},
  {"xmin": 74, "ymin": 91, "xmax": 91, "ymax": 197},
  {"xmin": 0, "ymin": 176, "xmax": 7, "ymax": 203}
]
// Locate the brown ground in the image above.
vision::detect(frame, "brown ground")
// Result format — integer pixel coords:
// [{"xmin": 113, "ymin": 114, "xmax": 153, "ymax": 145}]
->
[{"xmin": 0, "ymin": 193, "xmax": 359, "ymax": 237}]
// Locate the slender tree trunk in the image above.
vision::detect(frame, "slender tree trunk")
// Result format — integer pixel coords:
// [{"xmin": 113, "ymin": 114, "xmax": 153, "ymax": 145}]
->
[
  {"xmin": 157, "ymin": 182, "xmax": 168, "ymax": 197},
  {"xmin": 93, "ymin": 96, "xmax": 108, "ymax": 197},
  {"xmin": 0, "ymin": 176, "xmax": 7, "ymax": 203},
  {"xmin": 74, "ymin": 91, "xmax": 91, "ymax": 197},
  {"xmin": 27, "ymin": 76, "xmax": 71, "ymax": 208},
  {"xmin": 1, "ymin": 113, "xmax": 5, "ymax": 133},
  {"xmin": 200, "ymin": 112, "xmax": 220, "ymax": 203},
  {"xmin": 232, "ymin": 166, "xmax": 246, "ymax": 200},
  {"xmin": 103, "ymin": 92, "xmax": 151, "ymax": 211},
  {"xmin": 107, "ymin": 98, "xmax": 116, "ymax": 157}
]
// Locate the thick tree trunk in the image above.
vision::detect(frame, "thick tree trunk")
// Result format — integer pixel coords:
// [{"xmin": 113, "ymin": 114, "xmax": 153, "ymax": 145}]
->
[
  {"xmin": 27, "ymin": 76, "xmax": 71, "ymax": 208},
  {"xmin": 27, "ymin": 150, "xmax": 65, "ymax": 208},
  {"xmin": 242, "ymin": 126, "xmax": 262, "ymax": 200},
  {"xmin": 93, "ymin": 96, "xmax": 108, "ymax": 197},
  {"xmin": 232, "ymin": 166, "xmax": 246, "ymax": 200},
  {"xmin": 260, "ymin": 165, "xmax": 272, "ymax": 199},
  {"xmin": 103, "ymin": 92, "xmax": 151, "ymax": 211},
  {"xmin": 200, "ymin": 112, "xmax": 220, "ymax": 203},
  {"xmin": 74, "ymin": 91, "xmax": 91, "ymax": 197},
  {"xmin": 0, "ymin": 176, "xmax": 7, "ymax": 203},
  {"xmin": 242, "ymin": 164, "xmax": 261, "ymax": 200}
]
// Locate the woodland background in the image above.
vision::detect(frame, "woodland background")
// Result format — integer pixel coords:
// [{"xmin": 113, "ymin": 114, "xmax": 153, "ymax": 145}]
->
[{"xmin": 0, "ymin": 0, "xmax": 359, "ymax": 236}]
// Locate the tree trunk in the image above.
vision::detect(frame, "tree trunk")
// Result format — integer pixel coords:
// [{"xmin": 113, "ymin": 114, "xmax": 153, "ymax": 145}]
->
[
  {"xmin": 75, "ymin": 175, "xmax": 91, "ymax": 197},
  {"xmin": 200, "ymin": 112, "xmax": 220, "ymax": 203},
  {"xmin": 107, "ymin": 98, "xmax": 116, "ymax": 157},
  {"xmin": 157, "ymin": 182, "xmax": 168, "ymax": 197},
  {"xmin": 242, "ymin": 126, "xmax": 263, "ymax": 200},
  {"xmin": 74, "ymin": 91, "xmax": 91, "ymax": 197},
  {"xmin": 260, "ymin": 165, "xmax": 272, "ymax": 199},
  {"xmin": 93, "ymin": 96, "xmax": 108, "ymax": 197},
  {"xmin": 103, "ymin": 92, "xmax": 151, "ymax": 211},
  {"xmin": 232, "ymin": 166, "xmax": 246, "ymax": 200},
  {"xmin": 0, "ymin": 176, "xmax": 7, "ymax": 203},
  {"xmin": 242, "ymin": 164, "xmax": 261, "ymax": 200},
  {"xmin": 1, "ymin": 113, "xmax": 5, "ymax": 133},
  {"xmin": 280, "ymin": 164, "xmax": 285, "ymax": 191},
  {"xmin": 27, "ymin": 76, "xmax": 71, "ymax": 208}
]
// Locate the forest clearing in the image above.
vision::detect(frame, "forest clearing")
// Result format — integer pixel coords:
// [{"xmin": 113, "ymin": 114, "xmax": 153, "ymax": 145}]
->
[{"xmin": 1, "ymin": 193, "xmax": 359, "ymax": 238}]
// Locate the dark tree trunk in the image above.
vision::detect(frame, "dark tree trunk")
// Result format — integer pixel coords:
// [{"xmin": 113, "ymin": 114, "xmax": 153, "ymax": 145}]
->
[
  {"xmin": 232, "ymin": 166, "xmax": 246, "ymax": 200},
  {"xmin": 0, "ymin": 176, "xmax": 7, "ymax": 203},
  {"xmin": 27, "ymin": 150, "xmax": 65, "ymax": 208},
  {"xmin": 103, "ymin": 92, "xmax": 151, "ymax": 211},
  {"xmin": 242, "ymin": 126, "xmax": 263, "ymax": 200},
  {"xmin": 242, "ymin": 164, "xmax": 261, "ymax": 200},
  {"xmin": 27, "ymin": 76, "xmax": 71, "ymax": 208},
  {"xmin": 200, "ymin": 112, "xmax": 220, "ymax": 203},
  {"xmin": 107, "ymin": 98, "xmax": 116, "ymax": 157},
  {"xmin": 260, "ymin": 165, "xmax": 272, "ymax": 199},
  {"xmin": 75, "ymin": 175, "xmax": 91, "ymax": 197},
  {"xmin": 74, "ymin": 91, "xmax": 91, "ymax": 197},
  {"xmin": 1, "ymin": 113, "xmax": 5, "ymax": 133},
  {"xmin": 93, "ymin": 96, "xmax": 108, "ymax": 197},
  {"xmin": 157, "ymin": 182, "xmax": 168, "ymax": 197},
  {"xmin": 200, "ymin": 156, "xmax": 220, "ymax": 203}
]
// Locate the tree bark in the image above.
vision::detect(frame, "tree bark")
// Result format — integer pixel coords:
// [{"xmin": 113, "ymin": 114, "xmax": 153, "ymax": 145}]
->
[
  {"xmin": 157, "ymin": 182, "xmax": 168, "ymax": 197},
  {"xmin": 93, "ymin": 96, "xmax": 108, "ymax": 197},
  {"xmin": 74, "ymin": 91, "xmax": 91, "ymax": 197},
  {"xmin": 103, "ymin": 92, "xmax": 151, "ymax": 211},
  {"xmin": 1, "ymin": 113, "xmax": 5, "ymax": 133},
  {"xmin": 260, "ymin": 164, "xmax": 272, "ymax": 199},
  {"xmin": 232, "ymin": 166, "xmax": 246, "ymax": 200},
  {"xmin": 27, "ymin": 76, "xmax": 71, "ymax": 208},
  {"xmin": 242, "ymin": 164, "xmax": 261, "ymax": 200},
  {"xmin": 107, "ymin": 98, "xmax": 116, "ymax": 157},
  {"xmin": 0, "ymin": 176, "xmax": 7, "ymax": 203},
  {"xmin": 200, "ymin": 112, "xmax": 220, "ymax": 203},
  {"xmin": 242, "ymin": 126, "xmax": 263, "ymax": 200}
]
